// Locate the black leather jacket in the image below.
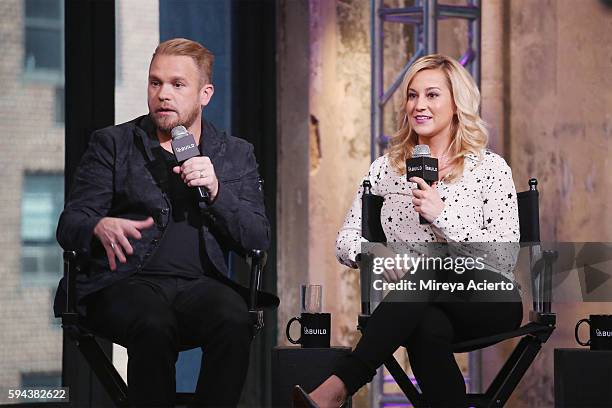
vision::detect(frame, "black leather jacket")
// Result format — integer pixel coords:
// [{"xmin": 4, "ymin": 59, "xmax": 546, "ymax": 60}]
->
[{"xmin": 54, "ymin": 115, "xmax": 278, "ymax": 316}]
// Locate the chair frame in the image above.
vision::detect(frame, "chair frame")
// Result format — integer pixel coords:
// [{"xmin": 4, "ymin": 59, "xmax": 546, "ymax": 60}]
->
[
  {"xmin": 357, "ymin": 178, "xmax": 558, "ymax": 407},
  {"xmin": 60, "ymin": 249, "xmax": 267, "ymax": 408}
]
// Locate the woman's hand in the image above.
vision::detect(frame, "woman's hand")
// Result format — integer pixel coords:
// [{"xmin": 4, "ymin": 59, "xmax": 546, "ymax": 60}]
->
[
  {"xmin": 369, "ymin": 243, "xmax": 404, "ymax": 283},
  {"xmin": 410, "ymin": 176, "xmax": 445, "ymax": 223}
]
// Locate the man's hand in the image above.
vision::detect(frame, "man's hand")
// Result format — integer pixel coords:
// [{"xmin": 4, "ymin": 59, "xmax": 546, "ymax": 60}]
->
[
  {"xmin": 93, "ymin": 217, "xmax": 155, "ymax": 271},
  {"xmin": 410, "ymin": 176, "xmax": 445, "ymax": 223},
  {"xmin": 173, "ymin": 156, "xmax": 219, "ymax": 201}
]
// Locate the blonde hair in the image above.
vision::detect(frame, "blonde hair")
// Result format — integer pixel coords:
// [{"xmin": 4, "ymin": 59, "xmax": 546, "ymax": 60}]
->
[
  {"xmin": 387, "ymin": 54, "xmax": 488, "ymax": 182},
  {"xmin": 152, "ymin": 38, "xmax": 215, "ymax": 85}
]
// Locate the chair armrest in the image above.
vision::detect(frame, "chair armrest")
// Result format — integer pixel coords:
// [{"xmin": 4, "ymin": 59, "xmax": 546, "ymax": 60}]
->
[
  {"xmin": 61, "ymin": 250, "xmax": 91, "ymax": 333},
  {"xmin": 246, "ymin": 249, "xmax": 267, "ymax": 310},
  {"xmin": 246, "ymin": 250, "xmax": 267, "ymax": 334},
  {"xmin": 529, "ymin": 311, "xmax": 556, "ymax": 326},
  {"xmin": 528, "ymin": 245, "xmax": 558, "ymax": 314},
  {"xmin": 541, "ymin": 249, "xmax": 558, "ymax": 313},
  {"xmin": 63, "ymin": 250, "xmax": 80, "ymax": 315},
  {"xmin": 358, "ymin": 253, "xmax": 373, "ymax": 316},
  {"xmin": 64, "ymin": 249, "xmax": 268, "ymax": 312}
]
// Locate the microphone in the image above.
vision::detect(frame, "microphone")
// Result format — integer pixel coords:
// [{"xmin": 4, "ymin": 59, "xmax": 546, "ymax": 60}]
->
[
  {"xmin": 170, "ymin": 126, "xmax": 210, "ymax": 202},
  {"xmin": 406, "ymin": 144, "xmax": 438, "ymax": 225}
]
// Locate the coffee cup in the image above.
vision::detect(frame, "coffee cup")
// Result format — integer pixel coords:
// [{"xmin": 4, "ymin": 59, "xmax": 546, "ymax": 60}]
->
[
  {"xmin": 575, "ymin": 314, "xmax": 612, "ymax": 350},
  {"xmin": 286, "ymin": 313, "xmax": 331, "ymax": 348}
]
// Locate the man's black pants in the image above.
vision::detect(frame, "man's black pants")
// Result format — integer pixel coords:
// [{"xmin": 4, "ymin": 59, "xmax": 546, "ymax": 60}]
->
[{"xmin": 84, "ymin": 273, "xmax": 253, "ymax": 407}]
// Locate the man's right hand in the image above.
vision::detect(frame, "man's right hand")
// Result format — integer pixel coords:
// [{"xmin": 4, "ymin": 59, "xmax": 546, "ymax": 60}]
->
[{"xmin": 93, "ymin": 217, "xmax": 155, "ymax": 271}]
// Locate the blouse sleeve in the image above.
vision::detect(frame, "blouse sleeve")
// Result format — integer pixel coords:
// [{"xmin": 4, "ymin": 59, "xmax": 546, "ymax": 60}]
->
[
  {"xmin": 431, "ymin": 154, "xmax": 520, "ymax": 243},
  {"xmin": 336, "ymin": 157, "xmax": 386, "ymax": 268}
]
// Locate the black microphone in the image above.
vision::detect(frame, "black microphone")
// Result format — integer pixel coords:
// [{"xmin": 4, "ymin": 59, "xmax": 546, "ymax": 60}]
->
[
  {"xmin": 170, "ymin": 125, "xmax": 210, "ymax": 202},
  {"xmin": 406, "ymin": 144, "xmax": 438, "ymax": 225}
]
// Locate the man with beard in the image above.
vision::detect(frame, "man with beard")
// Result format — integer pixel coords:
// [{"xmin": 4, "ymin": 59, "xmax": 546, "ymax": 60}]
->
[{"xmin": 54, "ymin": 38, "xmax": 277, "ymax": 407}]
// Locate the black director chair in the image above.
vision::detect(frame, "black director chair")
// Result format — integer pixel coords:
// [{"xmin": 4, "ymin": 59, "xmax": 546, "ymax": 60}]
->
[
  {"xmin": 59, "ymin": 249, "xmax": 268, "ymax": 407},
  {"xmin": 358, "ymin": 178, "xmax": 557, "ymax": 407}
]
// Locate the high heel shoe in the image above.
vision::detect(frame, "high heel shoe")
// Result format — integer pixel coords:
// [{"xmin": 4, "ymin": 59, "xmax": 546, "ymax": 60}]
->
[{"xmin": 291, "ymin": 385, "xmax": 319, "ymax": 408}]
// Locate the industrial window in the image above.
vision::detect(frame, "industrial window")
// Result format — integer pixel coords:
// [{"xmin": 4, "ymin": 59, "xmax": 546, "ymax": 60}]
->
[{"xmin": 21, "ymin": 173, "xmax": 64, "ymax": 285}]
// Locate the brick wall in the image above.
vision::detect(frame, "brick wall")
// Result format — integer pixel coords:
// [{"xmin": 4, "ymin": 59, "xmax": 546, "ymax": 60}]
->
[{"xmin": 0, "ymin": 0, "xmax": 158, "ymax": 400}]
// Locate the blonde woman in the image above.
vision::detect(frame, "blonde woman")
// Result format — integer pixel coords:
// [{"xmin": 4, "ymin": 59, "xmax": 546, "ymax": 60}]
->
[{"xmin": 293, "ymin": 55, "xmax": 522, "ymax": 407}]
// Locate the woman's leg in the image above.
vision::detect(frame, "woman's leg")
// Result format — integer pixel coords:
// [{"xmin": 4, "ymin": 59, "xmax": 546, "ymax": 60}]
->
[
  {"xmin": 306, "ymin": 268, "xmax": 521, "ymax": 406},
  {"xmin": 331, "ymin": 301, "xmax": 430, "ymax": 395},
  {"xmin": 405, "ymin": 305, "xmax": 466, "ymax": 407},
  {"xmin": 407, "ymin": 300, "xmax": 523, "ymax": 407},
  {"xmin": 305, "ymin": 301, "xmax": 430, "ymax": 407}
]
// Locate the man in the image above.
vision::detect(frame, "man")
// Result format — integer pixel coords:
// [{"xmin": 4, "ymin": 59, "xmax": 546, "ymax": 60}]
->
[{"xmin": 54, "ymin": 38, "xmax": 277, "ymax": 407}]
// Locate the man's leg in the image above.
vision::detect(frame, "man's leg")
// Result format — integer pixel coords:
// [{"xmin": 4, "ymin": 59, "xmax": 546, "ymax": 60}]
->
[
  {"xmin": 173, "ymin": 277, "xmax": 253, "ymax": 407},
  {"xmin": 85, "ymin": 276, "xmax": 180, "ymax": 407}
]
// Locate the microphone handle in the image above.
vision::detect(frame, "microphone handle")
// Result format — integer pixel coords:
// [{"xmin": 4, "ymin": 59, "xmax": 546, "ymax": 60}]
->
[
  {"xmin": 197, "ymin": 186, "xmax": 210, "ymax": 202},
  {"xmin": 171, "ymin": 133, "xmax": 211, "ymax": 202},
  {"xmin": 419, "ymin": 179, "xmax": 435, "ymax": 225},
  {"xmin": 176, "ymin": 156, "xmax": 210, "ymax": 202}
]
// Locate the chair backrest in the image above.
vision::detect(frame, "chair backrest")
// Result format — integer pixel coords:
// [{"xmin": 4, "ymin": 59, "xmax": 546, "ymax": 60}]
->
[
  {"xmin": 362, "ymin": 178, "xmax": 541, "ymax": 244},
  {"xmin": 516, "ymin": 178, "xmax": 554, "ymax": 314},
  {"xmin": 361, "ymin": 180, "xmax": 386, "ymax": 242}
]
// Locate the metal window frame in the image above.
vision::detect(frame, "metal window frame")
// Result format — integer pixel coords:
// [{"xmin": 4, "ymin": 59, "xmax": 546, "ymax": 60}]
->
[
  {"xmin": 23, "ymin": 0, "xmax": 65, "ymax": 85},
  {"xmin": 370, "ymin": 0, "xmax": 480, "ymax": 162}
]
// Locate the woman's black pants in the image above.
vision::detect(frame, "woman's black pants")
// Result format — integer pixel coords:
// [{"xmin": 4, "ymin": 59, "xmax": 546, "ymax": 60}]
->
[
  {"xmin": 84, "ymin": 273, "xmax": 253, "ymax": 408},
  {"xmin": 332, "ymin": 270, "xmax": 523, "ymax": 408}
]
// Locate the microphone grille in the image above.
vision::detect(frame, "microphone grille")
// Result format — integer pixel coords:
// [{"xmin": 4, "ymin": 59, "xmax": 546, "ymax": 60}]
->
[
  {"xmin": 171, "ymin": 126, "xmax": 189, "ymax": 140},
  {"xmin": 412, "ymin": 144, "xmax": 431, "ymax": 158}
]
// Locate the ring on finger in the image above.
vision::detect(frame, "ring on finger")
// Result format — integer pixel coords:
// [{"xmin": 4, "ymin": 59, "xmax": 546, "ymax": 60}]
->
[
  {"xmin": 199, "ymin": 170, "xmax": 205, "ymax": 178},
  {"xmin": 110, "ymin": 242, "xmax": 116, "ymax": 250}
]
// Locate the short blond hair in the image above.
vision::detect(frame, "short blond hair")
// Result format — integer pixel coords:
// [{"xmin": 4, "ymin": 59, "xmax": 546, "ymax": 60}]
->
[
  {"xmin": 387, "ymin": 54, "xmax": 488, "ymax": 182},
  {"xmin": 153, "ymin": 38, "xmax": 214, "ymax": 85}
]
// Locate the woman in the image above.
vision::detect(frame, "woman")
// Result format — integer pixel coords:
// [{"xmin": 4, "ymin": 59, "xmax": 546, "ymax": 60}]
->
[{"xmin": 293, "ymin": 54, "xmax": 523, "ymax": 407}]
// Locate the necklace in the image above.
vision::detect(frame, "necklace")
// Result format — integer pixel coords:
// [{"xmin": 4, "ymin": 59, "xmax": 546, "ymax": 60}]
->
[{"xmin": 437, "ymin": 144, "xmax": 453, "ymax": 170}]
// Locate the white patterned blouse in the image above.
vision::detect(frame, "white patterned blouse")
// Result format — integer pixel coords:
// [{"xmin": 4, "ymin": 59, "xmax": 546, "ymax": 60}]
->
[{"xmin": 336, "ymin": 150, "xmax": 521, "ymax": 282}]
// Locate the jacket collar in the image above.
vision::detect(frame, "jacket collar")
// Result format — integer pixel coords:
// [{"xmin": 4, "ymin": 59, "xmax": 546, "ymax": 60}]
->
[
  {"xmin": 134, "ymin": 115, "xmax": 160, "ymax": 162},
  {"xmin": 200, "ymin": 118, "xmax": 224, "ymax": 161}
]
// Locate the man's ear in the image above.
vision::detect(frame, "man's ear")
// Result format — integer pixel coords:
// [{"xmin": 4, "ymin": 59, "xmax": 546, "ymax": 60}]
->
[{"xmin": 200, "ymin": 83, "xmax": 214, "ymax": 107}]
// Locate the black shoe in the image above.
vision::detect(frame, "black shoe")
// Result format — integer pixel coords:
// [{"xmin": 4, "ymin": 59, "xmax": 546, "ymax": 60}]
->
[{"xmin": 292, "ymin": 385, "xmax": 319, "ymax": 408}]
